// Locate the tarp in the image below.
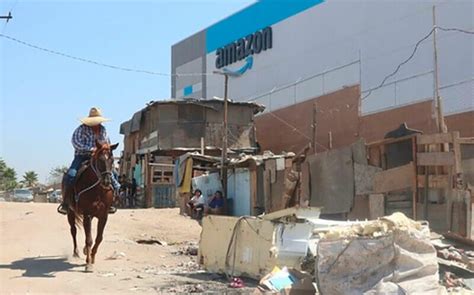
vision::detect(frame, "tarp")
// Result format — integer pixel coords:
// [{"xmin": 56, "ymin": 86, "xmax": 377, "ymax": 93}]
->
[{"xmin": 178, "ymin": 158, "xmax": 193, "ymax": 193}]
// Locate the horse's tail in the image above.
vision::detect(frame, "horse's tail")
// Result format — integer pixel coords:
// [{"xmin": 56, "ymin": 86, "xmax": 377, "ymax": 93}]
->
[{"xmin": 69, "ymin": 204, "xmax": 83, "ymax": 228}]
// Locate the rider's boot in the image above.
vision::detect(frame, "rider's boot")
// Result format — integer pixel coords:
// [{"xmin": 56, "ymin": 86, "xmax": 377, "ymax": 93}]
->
[
  {"xmin": 57, "ymin": 201, "xmax": 68, "ymax": 215},
  {"xmin": 107, "ymin": 188, "xmax": 118, "ymax": 214}
]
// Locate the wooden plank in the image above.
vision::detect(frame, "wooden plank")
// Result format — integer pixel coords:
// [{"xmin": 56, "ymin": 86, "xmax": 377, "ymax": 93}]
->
[
  {"xmin": 374, "ymin": 163, "xmax": 415, "ymax": 193},
  {"xmin": 417, "ymin": 152, "xmax": 455, "ymax": 166},
  {"xmin": 250, "ymin": 169, "xmax": 257, "ymax": 216},
  {"xmin": 417, "ymin": 175, "xmax": 450, "ymax": 188},
  {"xmin": 369, "ymin": 194, "xmax": 384, "ymax": 219},
  {"xmin": 453, "ymin": 131, "xmax": 462, "ymax": 174},
  {"xmin": 458, "ymin": 138, "xmax": 474, "ymax": 145},
  {"xmin": 386, "ymin": 201, "xmax": 412, "ymax": 209},
  {"xmin": 416, "ymin": 133, "xmax": 453, "ymax": 145}
]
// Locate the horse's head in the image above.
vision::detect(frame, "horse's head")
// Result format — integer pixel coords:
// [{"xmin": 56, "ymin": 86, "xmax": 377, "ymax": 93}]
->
[{"xmin": 92, "ymin": 141, "xmax": 119, "ymax": 188}]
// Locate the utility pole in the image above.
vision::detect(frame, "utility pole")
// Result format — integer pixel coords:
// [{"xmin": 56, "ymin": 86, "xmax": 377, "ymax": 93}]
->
[
  {"xmin": 213, "ymin": 70, "xmax": 239, "ymax": 213},
  {"xmin": 222, "ymin": 74, "xmax": 229, "ymax": 208},
  {"xmin": 432, "ymin": 5, "xmax": 446, "ymax": 133},
  {"xmin": 0, "ymin": 12, "xmax": 12, "ymax": 22},
  {"xmin": 312, "ymin": 102, "xmax": 317, "ymax": 154}
]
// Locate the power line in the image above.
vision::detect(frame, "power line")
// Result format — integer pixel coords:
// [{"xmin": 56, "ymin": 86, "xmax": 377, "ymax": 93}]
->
[
  {"xmin": 0, "ymin": 33, "xmax": 213, "ymax": 77},
  {"xmin": 360, "ymin": 27, "xmax": 435, "ymax": 101},
  {"xmin": 438, "ymin": 27, "xmax": 474, "ymax": 35},
  {"xmin": 361, "ymin": 26, "xmax": 473, "ymax": 102},
  {"xmin": 266, "ymin": 111, "xmax": 328, "ymax": 151}
]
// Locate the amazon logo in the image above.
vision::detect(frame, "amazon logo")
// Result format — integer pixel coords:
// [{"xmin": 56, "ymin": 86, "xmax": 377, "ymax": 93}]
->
[{"xmin": 215, "ymin": 27, "xmax": 272, "ymax": 70}]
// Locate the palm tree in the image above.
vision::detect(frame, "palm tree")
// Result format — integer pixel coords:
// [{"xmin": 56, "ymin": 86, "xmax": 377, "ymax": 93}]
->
[
  {"xmin": 22, "ymin": 171, "xmax": 39, "ymax": 188},
  {"xmin": 1, "ymin": 167, "xmax": 17, "ymax": 191}
]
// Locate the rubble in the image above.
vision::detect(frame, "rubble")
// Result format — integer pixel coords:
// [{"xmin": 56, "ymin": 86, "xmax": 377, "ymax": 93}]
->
[{"xmin": 105, "ymin": 251, "xmax": 126, "ymax": 260}]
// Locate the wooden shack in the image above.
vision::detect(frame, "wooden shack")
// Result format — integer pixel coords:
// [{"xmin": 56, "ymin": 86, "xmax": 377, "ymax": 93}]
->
[{"xmin": 119, "ymin": 98, "xmax": 265, "ymax": 208}]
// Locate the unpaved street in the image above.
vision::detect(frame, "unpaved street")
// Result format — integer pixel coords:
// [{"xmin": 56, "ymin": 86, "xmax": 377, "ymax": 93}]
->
[{"xmin": 0, "ymin": 202, "xmax": 254, "ymax": 294}]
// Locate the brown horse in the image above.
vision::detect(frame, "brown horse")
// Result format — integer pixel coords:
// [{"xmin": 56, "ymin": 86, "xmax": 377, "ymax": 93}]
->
[{"xmin": 63, "ymin": 141, "xmax": 118, "ymax": 272}]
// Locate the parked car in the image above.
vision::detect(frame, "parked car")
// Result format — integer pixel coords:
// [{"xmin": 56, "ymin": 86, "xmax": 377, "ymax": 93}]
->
[
  {"xmin": 12, "ymin": 189, "xmax": 34, "ymax": 202},
  {"xmin": 48, "ymin": 189, "xmax": 62, "ymax": 203}
]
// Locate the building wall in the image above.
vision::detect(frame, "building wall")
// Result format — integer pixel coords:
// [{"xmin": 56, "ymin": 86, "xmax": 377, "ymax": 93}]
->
[
  {"xmin": 255, "ymin": 85, "xmax": 360, "ymax": 153},
  {"xmin": 172, "ymin": 0, "xmax": 473, "ymax": 117},
  {"xmin": 255, "ymin": 86, "xmax": 473, "ymax": 154}
]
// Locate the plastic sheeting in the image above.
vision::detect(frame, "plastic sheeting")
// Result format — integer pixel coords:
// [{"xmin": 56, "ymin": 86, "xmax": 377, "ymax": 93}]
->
[{"xmin": 315, "ymin": 214, "xmax": 444, "ymax": 294}]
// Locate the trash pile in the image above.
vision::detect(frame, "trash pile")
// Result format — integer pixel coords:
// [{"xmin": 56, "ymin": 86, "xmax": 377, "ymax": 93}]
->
[
  {"xmin": 313, "ymin": 213, "xmax": 442, "ymax": 294},
  {"xmin": 200, "ymin": 212, "xmax": 446, "ymax": 294},
  {"xmin": 432, "ymin": 234, "xmax": 474, "ymax": 291},
  {"xmin": 255, "ymin": 266, "xmax": 315, "ymax": 294}
]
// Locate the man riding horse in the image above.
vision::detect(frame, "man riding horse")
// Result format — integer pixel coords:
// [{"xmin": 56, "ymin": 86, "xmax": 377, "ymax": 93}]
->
[{"xmin": 58, "ymin": 107, "xmax": 119, "ymax": 215}]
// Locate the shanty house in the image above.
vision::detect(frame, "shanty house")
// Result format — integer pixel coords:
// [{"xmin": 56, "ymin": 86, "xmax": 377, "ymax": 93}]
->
[{"xmin": 119, "ymin": 98, "xmax": 264, "ymax": 208}]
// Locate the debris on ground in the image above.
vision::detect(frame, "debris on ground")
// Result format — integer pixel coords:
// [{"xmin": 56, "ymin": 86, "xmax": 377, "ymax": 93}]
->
[
  {"xmin": 166, "ymin": 284, "xmax": 205, "ymax": 293},
  {"xmin": 136, "ymin": 238, "xmax": 167, "ymax": 246},
  {"xmin": 315, "ymin": 213, "xmax": 443, "ymax": 294},
  {"xmin": 99, "ymin": 272, "xmax": 116, "ymax": 278},
  {"xmin": 256, "ymin": 267, "xmax": 315, "ymax": 294},
  {"xmin": 441, "ymin": 271, "xmax": 467, "ymax": 290},
  {"xmin": 432, "ymin": 234, "xmax": 474, "ymax": 292},
  {"xmin": 229, "ymin": 277, "xmax": 245, "ymax": 288},
  {"xmin": 105, "ymin": 251, "xmax": 126, "ymax": 260},
  {"xmin": 172, "ymin": 242, "xmax": 199, "ymax": 256}
]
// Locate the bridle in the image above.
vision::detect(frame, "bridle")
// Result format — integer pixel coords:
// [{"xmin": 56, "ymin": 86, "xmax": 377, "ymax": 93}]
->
[{"xmin": 76, "ymin": 145, "xmax": 113, "ymax": 198}]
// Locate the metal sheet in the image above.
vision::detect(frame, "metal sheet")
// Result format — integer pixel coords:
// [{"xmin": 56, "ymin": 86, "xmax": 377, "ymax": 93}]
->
[
  {"xmin": 308, "ymin": 145, "xmax": 354, "ymax": 214},
  {"xmin": 228, "ymin": 168, "xmax": 251, "ymax": 216}
]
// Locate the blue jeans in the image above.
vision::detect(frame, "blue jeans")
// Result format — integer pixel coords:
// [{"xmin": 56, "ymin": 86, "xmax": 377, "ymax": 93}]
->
[
  {"xmin": 65, "ymin": 154, "xmax": 120, "ymax": 190},
  {"xmin": 65, "ymin": 154, "xmax": 90, "ymax": 185}
]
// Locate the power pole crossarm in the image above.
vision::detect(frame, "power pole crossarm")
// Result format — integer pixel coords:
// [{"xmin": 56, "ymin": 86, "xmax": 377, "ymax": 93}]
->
[{"xmin": 0, "ymin": 12, "xmax": 12, "ymax": 22}]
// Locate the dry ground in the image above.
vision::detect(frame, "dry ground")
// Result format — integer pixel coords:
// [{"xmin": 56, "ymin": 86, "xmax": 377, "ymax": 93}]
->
[{"xmin": 0, "ymin": 202, "xmax": 256, "ymax": 294}]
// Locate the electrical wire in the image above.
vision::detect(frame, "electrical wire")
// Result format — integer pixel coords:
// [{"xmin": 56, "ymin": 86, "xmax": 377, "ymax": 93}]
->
[
  {"xmin": 360, "ymin": 27, "xmax": 435, "ymax": 101},
  {"xmin": 438, "ymin": 26, "xmax": 474, "ymax": 34},
  {"xmin": 0, "ymin": 33, "xmax": 213, "ymax": 77},
  {"xmin": 361, "ymin": 26, "xmax": 473, "ymax": 102}
]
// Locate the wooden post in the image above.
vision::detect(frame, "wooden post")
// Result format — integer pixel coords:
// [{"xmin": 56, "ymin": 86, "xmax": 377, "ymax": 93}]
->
[
  {"xmin": 200, "ymin": 137, "xmax": 205, "ymax": 155},
  {"xmin": 432, "ymin": 6, "xmax": 447, "ymax": 134},
  {"xmin": 412, "ymin": 137, "xmax": 418, "ymax": 220},
  {"xmin": 312, "ymin": 102, "xmax": 317, "ymax": 154},
  {"xmin": 328, "ymin": 131, "xmax": 333, "ymax": 150}
]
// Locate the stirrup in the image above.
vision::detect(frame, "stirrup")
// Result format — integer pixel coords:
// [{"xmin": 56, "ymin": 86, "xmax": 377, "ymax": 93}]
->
[
  {"xmin": 57, "ymin": 204, "xmax": 68, "ymax": 215},
  {"xmin": 108, "ymin": 206, "xmax": 117, "ymax": 214}
]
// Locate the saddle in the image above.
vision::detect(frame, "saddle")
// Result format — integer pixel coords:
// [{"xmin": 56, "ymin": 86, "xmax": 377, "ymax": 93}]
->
[
  {"xmin": 63, "ymin": 160, "xmax": 91, "ymax": 204},
  {"xmin": 75, "ymin": 160, "xmax": 91, "ymax": 184}
]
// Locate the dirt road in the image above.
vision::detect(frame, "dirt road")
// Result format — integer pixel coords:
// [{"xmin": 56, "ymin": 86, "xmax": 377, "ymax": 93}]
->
[{"xmin": 0, "ymin": 202, "xmax": 254, "ymax": 294}]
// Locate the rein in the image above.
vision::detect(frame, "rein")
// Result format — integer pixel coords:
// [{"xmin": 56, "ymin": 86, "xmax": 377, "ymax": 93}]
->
[{"xmin": 76, "ymin": 147, "xmax": 112, "ymax": 199}]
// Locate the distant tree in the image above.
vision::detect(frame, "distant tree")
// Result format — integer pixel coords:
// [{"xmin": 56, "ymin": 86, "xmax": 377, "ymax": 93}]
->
[
  {"xmin": 49, "ymin": 165, "xmax": 68, "ymax": 185},
  {"xmin": 22, "ymin": 171, "xmax": 39, "ymax": 188},
  {"xmin": 0, "ymin": 161, "xmax": 18, "ymax": 191}
]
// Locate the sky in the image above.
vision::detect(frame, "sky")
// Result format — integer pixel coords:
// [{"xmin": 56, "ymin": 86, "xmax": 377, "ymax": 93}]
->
[{"xmin": 0, "ymin": 0, "xmax": 254, "ymax": 183}]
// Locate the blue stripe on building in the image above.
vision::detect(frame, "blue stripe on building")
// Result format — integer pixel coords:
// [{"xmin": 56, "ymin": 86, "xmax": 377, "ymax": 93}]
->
[{"xmin": 206, "ymin": 0, "xmax": 325, "ymax": 53}]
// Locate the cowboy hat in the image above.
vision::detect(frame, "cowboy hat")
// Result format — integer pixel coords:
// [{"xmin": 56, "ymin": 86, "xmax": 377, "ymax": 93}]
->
[{"xmin": 80, "ymin": 107, "xmax": 110, "ymax": 126}]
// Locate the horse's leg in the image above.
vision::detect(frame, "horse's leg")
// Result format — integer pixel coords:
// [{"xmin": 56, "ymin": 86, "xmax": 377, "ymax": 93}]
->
[
  {"xmin": 91, "ymin": 215, "xmax": 107, "ymax": 264},
  {"xmin": 83, "ymin": 215, "xmax": 93, "ymax": 271},
  {"xmin": 67, "ymin": 211, "xmax": 79, "ymax": 258}
]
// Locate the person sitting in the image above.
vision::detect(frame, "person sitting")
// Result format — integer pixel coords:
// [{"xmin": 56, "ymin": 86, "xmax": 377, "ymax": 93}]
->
[
  {"xmin": 206, "ymin": 190, "xmax": 225, "ymax": 215},
  {"xmin": 186, "ymin": 189, "xmax": 206, "ymax": 218}
]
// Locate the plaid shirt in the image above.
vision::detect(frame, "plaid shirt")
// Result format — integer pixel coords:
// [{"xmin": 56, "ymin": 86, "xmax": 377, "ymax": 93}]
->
[{"xmin": 72, "ymin": 124, "xmax": 110, "ymax": 155}]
